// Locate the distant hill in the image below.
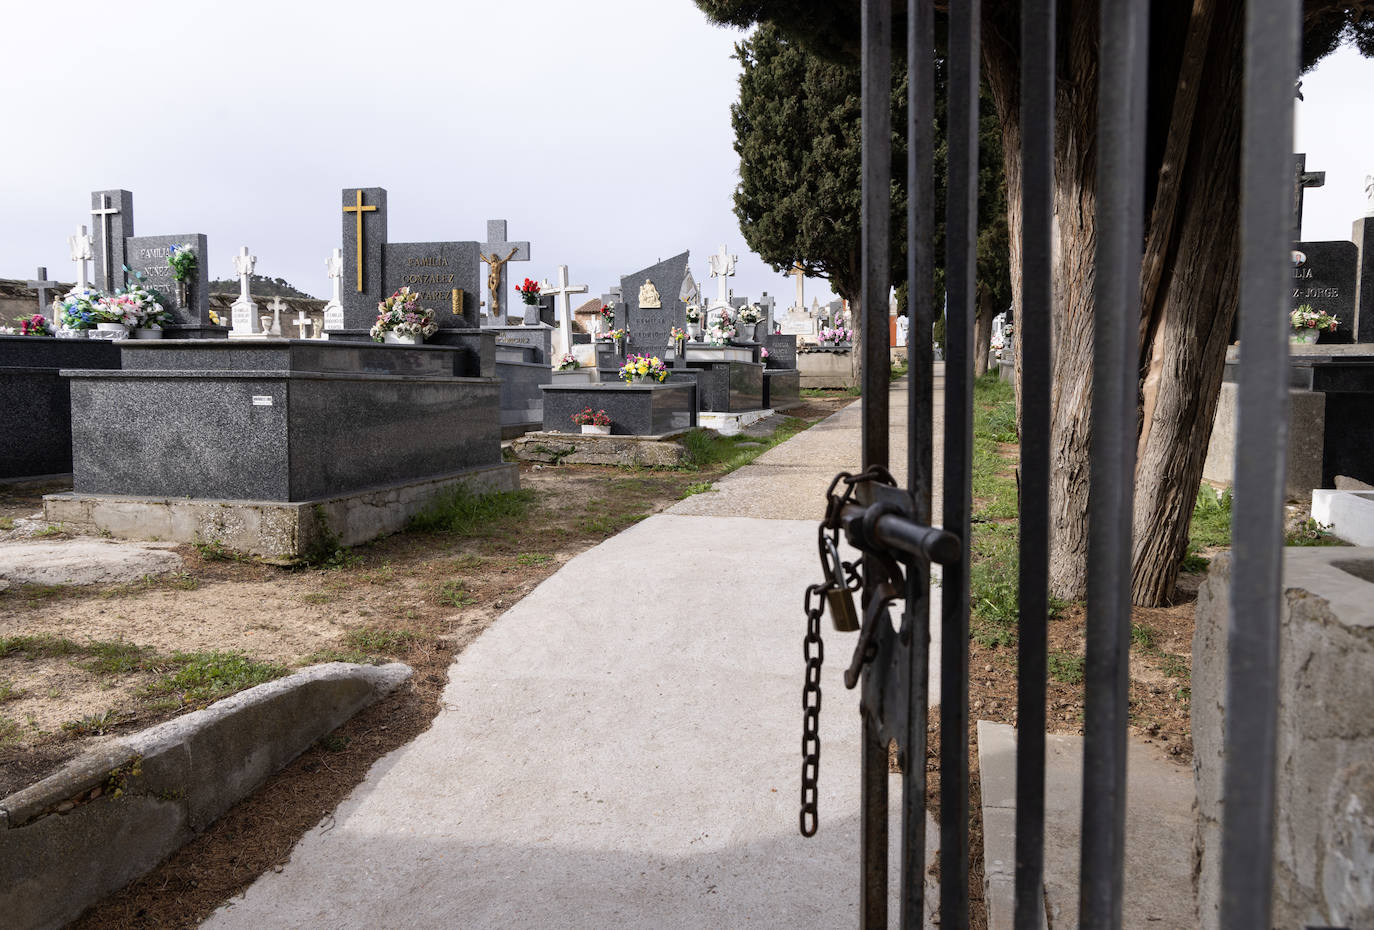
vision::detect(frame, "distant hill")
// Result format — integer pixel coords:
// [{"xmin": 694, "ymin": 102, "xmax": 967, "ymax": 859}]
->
[{"xmin": 207, "ymin": 274, "xmax": 316, "ymax": 299}]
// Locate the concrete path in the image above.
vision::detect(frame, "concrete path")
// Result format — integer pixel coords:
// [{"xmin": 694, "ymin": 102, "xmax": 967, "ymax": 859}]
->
[{"xmin": 204, "ymin": 378, "xmax": 942, "ymax": 929}]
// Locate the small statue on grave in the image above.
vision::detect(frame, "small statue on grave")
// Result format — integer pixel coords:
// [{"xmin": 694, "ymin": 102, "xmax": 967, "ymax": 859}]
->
[{"xmin": 638, "ymin": 279, "xmax": 662, "ymax": 309}]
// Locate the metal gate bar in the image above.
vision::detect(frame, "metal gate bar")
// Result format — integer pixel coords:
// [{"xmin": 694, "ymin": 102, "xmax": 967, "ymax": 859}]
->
[
  {"xmin": 860, "ymin": 0, "xmax": 893, "ymax": 926},
  {"xmin": 902, "ymin": 0, "xmax": 936, "ymax": 926},
  {"xmin": 1015, "ymin": 0, "xmax": 1054, "ymax": 927},
  {"xmin": 1222, "ymin": 0, "xmax": 1300, "ymax": 927},
  {"xmin": 940, "ymin": 0, "xmax": 979, "ymax": 925},
  {"xmin": 1079, "ymin": 1, "xmax": 1149, "ymax": 926}
]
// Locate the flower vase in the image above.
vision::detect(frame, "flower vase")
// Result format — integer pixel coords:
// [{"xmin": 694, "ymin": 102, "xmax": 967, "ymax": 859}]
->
[
  {"xmin": 383, "ymin": 332, "xmax": 421, "ymax": 345},
  {"xmin": 581, "ymin": 424, "xmax": 611, "ymax": 435},
  {"xmin": 687, "ymin": 322, "xmax": 701, "ymax": 341},
  {"xmin": 674, "ymin": 337, "xmax": 687, "ymax": 359},
  {"xmin": 132, "ymin": 328, "xmax": 164, "ymax": 340},
  {"xmin": 1290, "ymin": 329, "xmax": 1319, "ymax": 345},
  {"xmin": 632, "ymin": 374, "xmax": 649, "ymax": 384},
  {"xmin": 754, "ymin": 322, "xmax": 768, "ymax": 342},
  {"xmin": 176, "ymin": 280, "xmax": 189, "ymax": 310},
  {"xmin": 615, "ymin": 337, "xmax": 627, "ymax": 357},
  {"xmin": 94, "ymin": 322, "xmax": 129, "ymax": 340},
  {"xmin": 735, "ymin": 321, "xmax": 753, "ymax": 340}
]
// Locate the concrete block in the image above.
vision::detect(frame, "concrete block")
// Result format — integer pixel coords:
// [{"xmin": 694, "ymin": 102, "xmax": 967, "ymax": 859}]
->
[
  {"xmin": 1311, "ymin": 488, "xmax": 1374, "ymax": 545},
  {"xmin": 1193, "ymin": 549, "xmax": 1374, "ymax": 929},
  {"xmin": 1203, "ymin": 382, "xmax": 1325, "ymax": 500},
  {"xmin": 0, "ymin": 662, "xmax": 411, "ymax": 930}
]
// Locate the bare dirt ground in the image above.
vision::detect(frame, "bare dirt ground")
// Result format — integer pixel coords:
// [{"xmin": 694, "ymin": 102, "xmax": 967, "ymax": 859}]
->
[{"xmin": 0, "ymin": 399, "xmax": 850, "ymax": 930}]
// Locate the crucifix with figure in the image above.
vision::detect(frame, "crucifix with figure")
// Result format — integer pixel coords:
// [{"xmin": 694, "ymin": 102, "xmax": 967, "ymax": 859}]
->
[{"xmin": 478, "ymin": 220, "xmax": 530, "ymax": 323}]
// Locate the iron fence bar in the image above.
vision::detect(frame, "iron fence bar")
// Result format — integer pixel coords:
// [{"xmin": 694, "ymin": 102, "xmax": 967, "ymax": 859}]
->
[
  {"xmin": 1015, "ymin": 0, "xmax": 1054, "ymax": 926},
  {"xmin": 940, "ymin": 0, "xmax": 979, "ymax": 923},
  {"xmin": 860, "ymin": 0, "xmax": 893, "ymax": 925},
  {"xmin": 902, "ymin": 0, "xmax": 935, "ymax": 924},
  {"xmin": 1221, "ymin": 0, "xmax": 1299, "ymax": 926},
  {"xmin": 1079, "ymin": 0, "xmax": 1148, "ymax": 925}
]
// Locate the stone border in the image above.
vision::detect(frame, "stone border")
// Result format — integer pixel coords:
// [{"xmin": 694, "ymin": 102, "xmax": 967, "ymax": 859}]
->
[
  {"xmin": 509, "ymin": 431, "xmax": 690, "ymax": 467},
  {"xmin": 698, "ymin": 408, "xmax": 774, "ymax": 437},
  {"xmin": 0, "ymin": 662, "xmax": 411, "ymax": 930},
  {"xmin": 43, "ymin": 462, "xmax": 519, "ymax": 560},
  {"xmin": 977, "ymin": 720, "xmax": 1049, "ymax": 930}
]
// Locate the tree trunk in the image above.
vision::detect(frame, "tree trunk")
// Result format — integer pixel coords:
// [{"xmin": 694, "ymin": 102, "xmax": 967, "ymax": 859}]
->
[
  {"xmin": 973, "ymin": 284, "xmax": 996, "ymax": 377},
  {"xmin": 982, "ymin": 14, "xmax": 1023, "ymax": 424},
  {"xmin": 1045, "ymin": 0, "xmax": 1099, "ymax": 603},
  {"xmin": 1130, "ymin": 0, "xmax": 1244, "ymax": 606}
]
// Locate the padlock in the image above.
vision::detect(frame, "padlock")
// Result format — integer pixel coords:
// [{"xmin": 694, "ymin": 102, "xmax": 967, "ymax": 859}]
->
[{"xmin": 820, "ymin": 534, "xmax": 859, "ymax": 632}]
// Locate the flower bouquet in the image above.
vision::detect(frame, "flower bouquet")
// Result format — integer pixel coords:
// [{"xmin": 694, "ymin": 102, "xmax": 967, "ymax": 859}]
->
[
  {"xmin": 819, "ymin": 326, "xmax": 852, "ymax": 345},
  {"xmin": 556, "ymin": 352, "xmax": 580, "ymax": 371},
  {"xmin": 17, "ymin": 313, "xmax": 53, "ymax": 336},
  {"xmin": 571, "ymin": 407, "xmax": 611, "ymax": 426},
  {"xmin": 1290, "ymin": 304, "xmax": 1338, "ymax": 344},
  {"xmin": 685, "ymin": 305, "xmax": 702, "ymax": 324},
  {"xmin": 58, "ymin": 287, "xmax": 103, "ymax": 333},
  {"xmin": 517, "ymin": 278, "xmax": 542, "ymax": 306},
  {"xmin": 737, "ymin": 304, "xmax": 761, "ymax": 324},
  {"xmin": 706, "ymin": 319, "xmax": 734, "ymax": 345},
  {"xmin": 597, "ymin": 303, "xmax": 615, "ymax": 331},
  {"xmin": 620, "ymin": 354, "xmax": 668, "ymax": 383},
  {"xmin": 168, "ymin": 243, "xmax": 196, "ymax": 281},
  {"xmin": 670, "ymin": 326, "xmax": 687, "ymax": 354},
  {"xmin": 119, "ymin": 284, "xmax": 172, "ymax": 334},
  {"xmin": 370, "ymin": 287, "xmax": 438, "ymax": 343}
]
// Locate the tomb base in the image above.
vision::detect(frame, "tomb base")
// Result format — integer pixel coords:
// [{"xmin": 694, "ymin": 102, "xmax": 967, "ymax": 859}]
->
[
  {"xmin": 540, "ymin": 381, "xmax": 696, "ymax": 435},
  {"xmin": 764, "ymin": 369, "xmax": 801, "ymax": 410},
  {"xmin": 0, "ymin": 336, "xmax": 121, "ymax": 479},
  {"xmin": 698, "ymin": 408, "xmax": 775, "ymax": 437},
  {"xmin": 44, "ymin": 463, "xmax": 518, "ymax": 560}
]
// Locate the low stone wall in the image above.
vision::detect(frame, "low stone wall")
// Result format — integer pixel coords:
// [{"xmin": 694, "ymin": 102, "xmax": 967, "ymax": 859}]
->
[
  {"xmin": 510, "ymin": 431, "xmax": 689, "ymax": 467},
  {"xmin": 1193, "ymin": 549, "xmax": 1374, "ymax": 929},
  {"xmin": 0, "ymin": 662, "xmax": 411, "ymax": 930},
  {"xmin": 798, "ymin": 348, "xmax": 857, "ymax": 389},
  {"xmin": 1202, "ymin": 381, "xmax": 1324, "ymax": 501}
]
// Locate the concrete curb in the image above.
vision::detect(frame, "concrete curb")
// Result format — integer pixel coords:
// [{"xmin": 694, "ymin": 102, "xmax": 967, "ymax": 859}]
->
[
  {"xmin": 0, "ymin": 661, "xmax": 412, "ymax": 930},
  {"xmin": 977, "ymin": 720, "xmax": 1047, "ymax": 930}
]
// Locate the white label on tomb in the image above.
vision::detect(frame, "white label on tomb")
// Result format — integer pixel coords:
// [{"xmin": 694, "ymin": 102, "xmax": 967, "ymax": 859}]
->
[{"xmin": 251, "ymin": 396, "xmax": 273, "ymax": 406}]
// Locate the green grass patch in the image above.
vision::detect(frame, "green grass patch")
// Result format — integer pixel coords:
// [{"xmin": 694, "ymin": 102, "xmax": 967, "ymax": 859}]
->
[
  {"xmin": 1130, "ymin": 623, "xmax": 1158, "ymax": 652},
  {"xmin": 968, "ymin": 374, "xmax": 1024, "ymax": 647},
  {"xmin": 343, "ymin": 627, "xmax": 419, "ymax": 654},
  {"xmin": 81, "ymin": 640, "xmax": 153, "ymax": 674},
  {"xmin": 0, "ymin": 517, "xmax": 14, "ymax": 531},
  {"xmin": 681, "ymin": 481, "xmax": 716, "ymax": 497},
  {"xmin": 0, "ymin": 633, "xmax": 85, "ymax": 659},
  {"xmin": 1189, "ymin": 485, "xmax": 1233, "ymax": 550},
  {"xmin": 301, "ymin": 591, "xmax": 333, "ymax": 605},
  {"xmin": 0, "ymin": 680, "xmax": 24, "ymax": 703},
  {"xmin": 1180, "ymin": 550, "xmax": 1210, "ymax": 573},
  {"xmin": 580, "ymin": 510, "xmax": 649, "ymax": 537},
  {"xmin": 679, "ymin": 416, "xmax": 808, "ymax": 474},
  {"xmin": 515, "ymin": 553, "xmax": 551, "ymax": 566},
  {"xmin": 0, "ymin": 715, "xmax": 19, "ymax": 745},
  {"xmin": 436, "ymin": 580, "xmax": 474, "ymax": 608},
  {"xmin": 409, "ymin": 487, "xmax": 536, "ymax": 537},
  {"xmin": 147, "ymin": 651, "xmax": 286, "ymax": 705},
  {"xmin": 33, "ymin": 524, "xmax": 68, "ymax": 538},
  {"xmin": 1048, "ymin": 652, "xmax": 1085, "ymax": 686},
  {"xmin": 890, "ymin": 359, "xmax": 909, "ymax": 381},
  {"xmin": 195, "ymin": 539, "xmax": 251, "ymax": 562},
  {"xmin": 1160, "ymin": 653, "xmax": 1191, "ymax": 680}
]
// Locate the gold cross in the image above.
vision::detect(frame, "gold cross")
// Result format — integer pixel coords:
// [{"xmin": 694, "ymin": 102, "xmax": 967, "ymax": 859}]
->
[{"xmin": 342, "ymin": 189, "xmax": 377, "ymax": 292}]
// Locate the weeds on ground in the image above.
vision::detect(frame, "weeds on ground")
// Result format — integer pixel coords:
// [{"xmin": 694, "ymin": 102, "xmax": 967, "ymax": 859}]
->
[
  {"xmin": 681, "ymin": 481, "xmax": 716, "ymax": 497},
  {"xmin": 1287, "ymin": 517, "xmax": 1340, "ymax": 546},
  {"xmin": 409, "ymin": 487, "xmax": 536, "ymax": 537},
  {"xmin": 515, "ymin": 553, "xmax": 551, "ymax": 566},
  {"xmin": 61, "ymin": 709, "xmax": 122, "ymax": 736},
  {"xmin": 146, "ymin": 651, "xmax": 286, "ymax": 705},
  {"xmin": 1048, "ymin": 652, "xmax": 1085, "ymax": 685},
  {"xmin": 1189, "ymin": 485, "xmax": 1233, "ymax": 550},
  {"xmin": 0, "ymin": 517, "xmax": 14, "ymax": 531},
  {"xmin": 679, "ymin": 416, "xmax": 807, "ymax": 473},
  {"xmin": 195, "ymin": 539, "xmax": 251, "ymax": 563},
  {"xmin": 436, "ymin": 580, "xmax": 473, "ymax": 608}
]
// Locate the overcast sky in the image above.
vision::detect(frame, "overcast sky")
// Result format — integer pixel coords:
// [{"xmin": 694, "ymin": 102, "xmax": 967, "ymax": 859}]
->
[{"xmin": 1, "ymin": 3, "xmax": 1370, "ymax": 307}]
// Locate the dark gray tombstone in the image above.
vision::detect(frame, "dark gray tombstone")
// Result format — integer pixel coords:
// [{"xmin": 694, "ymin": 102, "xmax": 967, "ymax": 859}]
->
[
  {"xmin": 384, "ymin": 241, "xmax": 481, "ymax": 329},
  {"xmin": 90, "ymin": 189, "xmax": 134, "ymax": 292},
  {"xmin": 125, "ymin": 234, "xmax": 211, "ymax": 325},
  {"xmin": 340, "ymin": 187, "xmax": 389, "ymax": 330},
  {"xmin": 619, "ymin": 251, "xmax": 690, "ymax": 358},
  {"xmin": 1293, "ymin": 240, "xmax": 1358, "ymax": 344}
]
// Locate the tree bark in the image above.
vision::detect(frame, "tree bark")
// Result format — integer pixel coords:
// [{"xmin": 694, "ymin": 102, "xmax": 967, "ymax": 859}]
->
[
  {"xmin": 973, "ymin": 284, "xmax": 996, "ymax": 377},
  {"xmin": 981, "ymin": 11, "xmax": 1023, "ymax": 422},
  {"xmin": 1045, "ymin": 0, "xmax": 1099, "ymax": 602},
  {"xmin": 1130, "ymin": 0, "xmax": 1244, "ymax": 606}
]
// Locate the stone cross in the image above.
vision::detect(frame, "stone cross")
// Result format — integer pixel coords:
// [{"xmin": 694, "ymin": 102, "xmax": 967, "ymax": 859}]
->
[
  {"xmin": 789, "ymin": 261, "xmax": 806, "ymax": 311},
  {"xmin": 293, "ymin": 308, "xmax": 312, "ymax": 339},
  {"xmin": 322, "ymin": 248, "xmax": 344, "ymax": 331},
  {"xmin": 229, "ymin": 246, "xmax": 258, "ymax": 337},
  {"xmin": 544, "ymin": 264, "xmax": 588, "ymax": 358},
  {"xmin": 68, "ymin": 225, "xmax": 93, "ymax": 290},
  {"xmin": 1294, "ymin": 153, "xmax": 1325, "ymax": 239},
  {"xmin": 708, "ymin": 244, "xmax": 737, "ymax": 308},
  {"xmin": 479, "ymin": 220, "xmax": 530, "ymax": 322},
  {"xmin": 91, "ymin": 193, "xmax": 121, "ymax": 291},
  {"xmin": 25, "ymin": 267, "xmax": 60, "ymax": 315},
  {"xmin": 267, "ymin": 297, "xmax": 287, "ymax": 336}
]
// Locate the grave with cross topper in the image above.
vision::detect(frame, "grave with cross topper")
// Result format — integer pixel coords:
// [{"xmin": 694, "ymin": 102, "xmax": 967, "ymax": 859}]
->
[
  {"xmin": 87, "ymin": 189, "xmax": 220, "ymax": 335},
  {"xmin": 335, "ymin": 187, "xmax": 482, "ymax": 335},
  {"xmin": 478, "ymin": 220, "xmax": 530, "ymax": 325},
  {"xmin": 25, "ymin": 267, "xmax": 64, "ymax": 318}
]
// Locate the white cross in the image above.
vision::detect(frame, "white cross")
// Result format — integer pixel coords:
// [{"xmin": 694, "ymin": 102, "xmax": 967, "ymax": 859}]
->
[
  {"xmin": 294, "ymin": 309, "xmax": 312, "ymax": 339},
  {"xmin": 68, "ymin": 225, "xmax": 93, "ymax": 290},
  {"xmin": 543, "ymin": 264, "xmax": 588, "ymax": 359},
  {"xmin": 233, "ymin": 246, "xmax": 256, "ymax": 300},
  {"xmin": 91, "ymin": 194, "xmax": 120, "ymax": 291},
  {"xmin": 708, "ymin": 243, "xmax": 737, "ymax": 308},
  {"xmin": 789, "ymin": 262, "xmax": 806, "ymax": 312},
  {"xmin": 268, "ymin": 296, "xmax": 287, "ymax": 336}
]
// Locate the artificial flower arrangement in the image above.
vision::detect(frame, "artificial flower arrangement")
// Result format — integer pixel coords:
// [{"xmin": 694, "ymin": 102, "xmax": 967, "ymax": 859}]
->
[
  {"xmin": 118, "ymin": 283, "xmax": 173, "ymax": 329},
  {"xmin": 819, "ymin": 326, "xmax": 852, "ymax": 344},
  {"xmin": 599, "ymin": 327, "xmax": 629, "ymax": 342},
  {"xmin": 706, "ymin": 319, "xmax": 735, "ymax": 344},
  {"xmin": 556, "ymin": 353, "xmax": 580, "ymax": 371},
  {"xmin": 58, "ymin": 287, "xmax": 103, "ymax": 331},
  {"xmin": 619, "ymin": 354, "xmax": 668, "ymax": 383},
  {"xmin": 18, "ymin": 313, "xmax": 53, "ymax": 336},
  {"xmin": 669, "ymin": 326, "xmax": 687, "ymax": 344},
  {"xmin": 761, "ymin": 346, "xmax": 770, "ymax": 358},
  {"xmin": 598, "ymin": 303, "xmax": 615, "ymax": 325},
  {"xmin": 570, "ymin": 407, "xmax": 611, "ymax": 427},
  {"xmin": 736, "ymin": 304, "xmax": 762, "ymax": 325},
  {"xmin": 685, "ymin": 304, "xmax": 702, "ymax": 324},
  {"xmin": 1291, "ymin": 303, "xmax": 1339, "ymax": 333},
  {"xmin": 516, "ymin": 278, "xmax": 542, "ymax": 305},
  {"xmin": 370, "ymin": 287, "xmax": 438, "ymax": 342},
  {"xmin": 90, "ymin": 289, "xmax": 148, "ymax": 327},
  {"xmin": 167, "ymin": 243, "xmax": 197, "ymax": 281}
]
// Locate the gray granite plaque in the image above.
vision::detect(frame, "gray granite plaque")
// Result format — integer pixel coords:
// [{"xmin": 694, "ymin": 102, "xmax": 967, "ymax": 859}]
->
[
  {"xmin": 1293, "ymin": 240, "xmax": 1358, "ymax": 344},
  {"xmin": 125, "ymin": 233, "xmax": 210, "ymax": 324},
  {"xmin": 384, "ymin": 241, "xmax": 481, "ymax": 329}
]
